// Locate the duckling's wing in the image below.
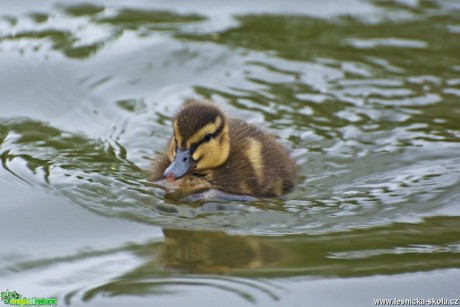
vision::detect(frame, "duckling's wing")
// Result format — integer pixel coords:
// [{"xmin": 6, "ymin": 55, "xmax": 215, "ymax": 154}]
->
[{"xmin": 224, "ymin": 118, "xmax": 296, "ymax": 196}]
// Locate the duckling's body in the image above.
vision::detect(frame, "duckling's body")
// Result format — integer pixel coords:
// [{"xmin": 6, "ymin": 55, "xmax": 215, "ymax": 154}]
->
[{"xmin": 150, "ymin": 101, "xmax": 295, "ymax": 197}]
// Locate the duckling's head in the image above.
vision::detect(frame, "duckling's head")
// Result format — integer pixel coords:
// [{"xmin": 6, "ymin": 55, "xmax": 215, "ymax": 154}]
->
[{"xmin": 164, "ymin": 102, "xmax": 230, "ymax": 182}]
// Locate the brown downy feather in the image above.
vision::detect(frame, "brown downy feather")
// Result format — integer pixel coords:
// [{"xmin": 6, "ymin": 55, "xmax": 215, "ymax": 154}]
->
[{"xmin": 149, "ymin": 102, "xmax": 296, "ymax": 197}]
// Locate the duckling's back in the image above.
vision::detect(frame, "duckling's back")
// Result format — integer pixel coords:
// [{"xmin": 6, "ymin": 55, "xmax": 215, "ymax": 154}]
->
[{"xmin": 211, "ymin": 119, "xmax": 296, "ymax": 197}]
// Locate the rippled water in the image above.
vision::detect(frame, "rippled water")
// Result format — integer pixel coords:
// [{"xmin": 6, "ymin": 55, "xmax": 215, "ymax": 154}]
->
[{"xmin": 1, "ymin": 0, "xmax": 459, "ymax": 306}]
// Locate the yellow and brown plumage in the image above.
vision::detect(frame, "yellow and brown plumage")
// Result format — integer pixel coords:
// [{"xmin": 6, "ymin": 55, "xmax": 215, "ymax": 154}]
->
[{"xmin": 150, "ymin": 101, "xmax": 296, "ymax": 197}]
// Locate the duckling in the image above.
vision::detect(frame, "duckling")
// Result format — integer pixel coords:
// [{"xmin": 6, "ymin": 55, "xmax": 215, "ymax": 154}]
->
[{"xmin": 150, "ymin": 101, "xmax": 296, "ymax": 197}]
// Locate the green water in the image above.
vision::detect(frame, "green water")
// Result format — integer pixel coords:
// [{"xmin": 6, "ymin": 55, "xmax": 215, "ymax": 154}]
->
[{"xmin": 1, "ymin": 0, "xmax": 459, "ymax": 306}]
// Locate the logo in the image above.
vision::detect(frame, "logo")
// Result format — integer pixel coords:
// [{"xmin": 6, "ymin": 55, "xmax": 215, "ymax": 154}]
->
[{"xmin": 1, "ymin": 289, "xmax": 57, "ymax": 306}]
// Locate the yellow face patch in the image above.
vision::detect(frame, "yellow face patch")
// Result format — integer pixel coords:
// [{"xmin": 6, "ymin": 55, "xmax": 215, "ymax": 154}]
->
[
  {"xmin": 193, "ymin": 125, "xmax": 230, "ymax": 170},
  {"xmin": 185, "ymin": 117, "xmax": 222, "ymax": 148},
  {"xmin": 170, "ymin": 116, "xmax": 230, "ymax": 170}
]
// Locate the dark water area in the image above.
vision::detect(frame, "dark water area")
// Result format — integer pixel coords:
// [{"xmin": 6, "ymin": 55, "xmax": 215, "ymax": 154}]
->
[{"xmin": 1, "ymin": 0, "xmax": 459, "ymax": 306}]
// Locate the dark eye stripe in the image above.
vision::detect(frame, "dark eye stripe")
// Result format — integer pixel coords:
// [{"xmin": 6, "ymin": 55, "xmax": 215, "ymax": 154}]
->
[
  {"xmin": 211, "ymin": 118, "xmax": 224, "ymax": 138},
  {"xmin": 190, "ymin": 118, "xmax": 225, "ymax": 151},
  {"xmin": 190, "ymin": 143, "xmax": 198, "ymax": 153}
]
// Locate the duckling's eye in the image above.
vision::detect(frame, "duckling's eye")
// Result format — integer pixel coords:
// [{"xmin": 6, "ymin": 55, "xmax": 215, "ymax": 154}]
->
[{"xmin": 203, "ymin": 134, "xmax": 212, "ymax": 143}]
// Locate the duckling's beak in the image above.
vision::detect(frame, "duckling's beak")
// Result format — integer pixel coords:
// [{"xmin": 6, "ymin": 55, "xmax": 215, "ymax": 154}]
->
[{"xmin": 164, "ymin": 148, "xmax": 195, "ymax": 182}]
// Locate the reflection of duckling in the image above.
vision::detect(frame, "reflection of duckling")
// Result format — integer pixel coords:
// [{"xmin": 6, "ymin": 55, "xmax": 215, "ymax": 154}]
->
[
  {"xmin": 150, "ymin": 101, "xmax": 295, "ymax": 197},
  {"xmin": 159, "ymin": 229, "xmax": 285, "ymax": 274}
]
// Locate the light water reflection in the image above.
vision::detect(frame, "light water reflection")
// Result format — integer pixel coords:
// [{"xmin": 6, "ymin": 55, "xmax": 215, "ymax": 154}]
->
[{"xmin": 2, "ymin": 218, "xmax": 459, "ymax": 305}]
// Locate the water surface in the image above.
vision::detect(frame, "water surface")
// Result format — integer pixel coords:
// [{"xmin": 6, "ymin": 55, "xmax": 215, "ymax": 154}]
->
[{"xmin": 1, "ymin": 0, "xmax": 459, "ymax": 306}]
